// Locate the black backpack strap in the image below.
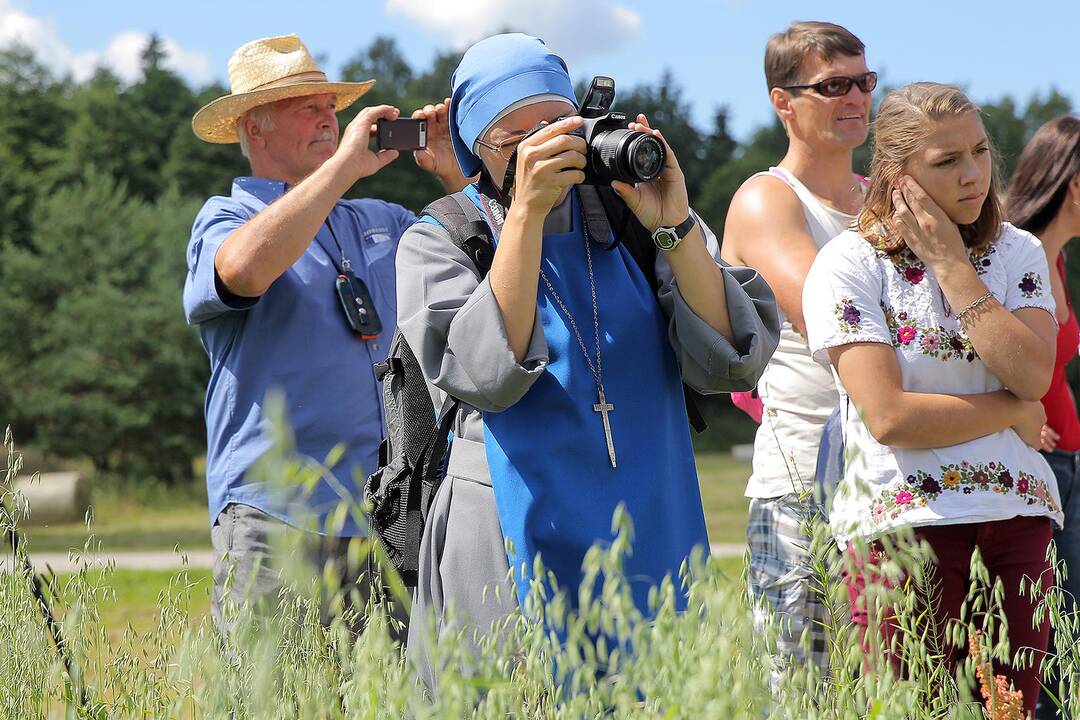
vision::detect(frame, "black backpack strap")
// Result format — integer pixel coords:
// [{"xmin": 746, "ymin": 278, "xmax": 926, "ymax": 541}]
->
[
  {"xmin": 422, "ymin": 192, "xmax": 496, "ymax": 278},
  {"xmin": 399, "ymin": 397, "xmax": 460, "ymax": 586}
]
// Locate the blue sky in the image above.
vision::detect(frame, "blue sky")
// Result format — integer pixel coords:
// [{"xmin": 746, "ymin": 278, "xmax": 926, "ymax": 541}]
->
[{"xmin": 4, "ymin": 0, "xmax": 1077, "ymax": 141}]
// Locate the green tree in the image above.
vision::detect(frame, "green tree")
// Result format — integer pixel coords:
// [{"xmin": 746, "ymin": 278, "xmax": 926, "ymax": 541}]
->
[
  {"xmin": 982, "ymin": 89, "xmax": 1072, "ymax": 179},
  {"xmin": 0, "ymin": 171, "xmax": 206, "ymax": 482},
  {"xmin": 0, "ymin": 47, "xmax": 68, "ymax": 250},
  {"xmin": 160, "ymin": 83, "xmax": 249, "ymax": 198},
  {"xmin": 124, "ymin": 35, "xmax": 200, "ymax": 199},
  {"xmin": 695, "ymin": 119, "xmax": 788, "ymax": 231},
  {"xmin": 408, "ymin": 49, "xmax": 464, "ymax": 101},
  {"xmin": 340, "ymin": 35, "xmax": 413, "ymax": 106}
]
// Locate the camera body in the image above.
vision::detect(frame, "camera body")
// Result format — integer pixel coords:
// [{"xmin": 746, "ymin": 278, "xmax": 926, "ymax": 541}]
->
[
  {"xmin": 571, "ymin": 76, "xmax": 666, "ymax": 186},
  {"xmin": 519, "ymin": 76, "xmax": 666, "ymax": 187}
]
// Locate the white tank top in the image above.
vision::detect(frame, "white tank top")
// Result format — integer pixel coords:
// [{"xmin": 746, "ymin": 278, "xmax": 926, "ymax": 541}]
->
[{"xmin": 745, "ymin": 166, "xmax": 860, "ymax": 498}]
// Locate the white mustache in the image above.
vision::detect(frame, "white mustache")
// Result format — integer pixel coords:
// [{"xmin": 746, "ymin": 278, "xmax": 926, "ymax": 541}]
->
[{"xmin": 314, "ymin": 131, "xmax": 335, "ymax": 143}]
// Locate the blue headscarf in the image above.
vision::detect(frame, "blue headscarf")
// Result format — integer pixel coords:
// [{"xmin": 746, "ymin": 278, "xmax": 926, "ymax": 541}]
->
[{"xmin": 450, "ymin": 34, "xmax": 577, "ymax": 178}]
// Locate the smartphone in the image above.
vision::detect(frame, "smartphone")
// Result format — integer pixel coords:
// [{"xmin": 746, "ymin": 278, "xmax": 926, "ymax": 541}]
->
[{"xmin": 375, "ymin": 118, "xmax": 427, "ymax": 151}]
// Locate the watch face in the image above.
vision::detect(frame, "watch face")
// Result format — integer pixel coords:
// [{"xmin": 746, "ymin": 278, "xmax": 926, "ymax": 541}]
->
[{"xmin": 654, "ymin": 228, "xmax": 677, "ymax": 250}]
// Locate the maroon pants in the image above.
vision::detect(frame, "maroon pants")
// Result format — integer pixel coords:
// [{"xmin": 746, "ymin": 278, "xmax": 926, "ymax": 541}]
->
[{"xmin": 845, "ymin": 516, "xmax": 1053, "ymax": 717}]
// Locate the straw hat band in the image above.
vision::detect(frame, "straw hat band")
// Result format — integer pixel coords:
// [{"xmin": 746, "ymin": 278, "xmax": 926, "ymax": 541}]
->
[{"xmin": 246, "ymin": 70, "xmax": 329, "ymax": 93}]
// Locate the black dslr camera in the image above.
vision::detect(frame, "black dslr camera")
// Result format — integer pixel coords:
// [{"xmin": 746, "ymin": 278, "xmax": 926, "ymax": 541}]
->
[
  {"xmin": 571, "ymin": 76, "xmax": 666, "ymax": 185},
  {"xmin": 512, "ymin": 76, "xmax": 666, "ymax": 188}
]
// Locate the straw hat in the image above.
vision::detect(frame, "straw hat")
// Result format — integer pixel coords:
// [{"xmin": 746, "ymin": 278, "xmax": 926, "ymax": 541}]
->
[{"xmin": 192, "ymin": 34, "xmax": 375, "ymax": 144}]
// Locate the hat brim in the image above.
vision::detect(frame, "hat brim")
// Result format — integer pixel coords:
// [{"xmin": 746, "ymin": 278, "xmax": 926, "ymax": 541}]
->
[{"xmin": 192, "ymin": 79, "xmax": 376, "ymax": 143}]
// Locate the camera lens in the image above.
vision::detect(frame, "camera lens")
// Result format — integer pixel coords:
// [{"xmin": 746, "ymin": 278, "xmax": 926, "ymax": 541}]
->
[
  {"xmin": 589, "ymin": 129, "xmax": 666, "ymax": 184},
  {"xmin": 626, "ymin": 134, "xmax": 665, "ymax": 182}
]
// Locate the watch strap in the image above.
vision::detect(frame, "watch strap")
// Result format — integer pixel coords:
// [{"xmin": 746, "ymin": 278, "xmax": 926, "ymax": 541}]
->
[{"xmin": 673, "ymin": 213, "xmax": 696, "ymax": 239}]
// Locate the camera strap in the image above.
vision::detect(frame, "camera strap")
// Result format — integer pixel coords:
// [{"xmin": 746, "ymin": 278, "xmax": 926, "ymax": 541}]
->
[
  {"xmin": 499, "ymin": 153, "xmax": 517, "ymax": 204},
  {"xmin": 477, "ymin": 171, "xmax": 613, "ymax": 249}
]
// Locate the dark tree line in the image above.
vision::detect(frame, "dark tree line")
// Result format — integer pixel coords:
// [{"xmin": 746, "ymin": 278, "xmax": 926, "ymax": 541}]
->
[{"xmin": 0, "ymin": 35, "xmax": 1073, "ymax": 482}]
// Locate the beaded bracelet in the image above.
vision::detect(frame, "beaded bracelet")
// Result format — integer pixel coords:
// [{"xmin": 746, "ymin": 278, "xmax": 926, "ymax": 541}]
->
[{"xmin": 955, "ymin": 291, "xmax": 994, "ymax": 324}]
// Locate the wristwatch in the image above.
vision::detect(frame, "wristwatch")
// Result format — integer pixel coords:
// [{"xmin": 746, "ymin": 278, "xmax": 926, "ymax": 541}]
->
[{"xmin": 651, "ymin": 214, "xmax": 696, "ymax": 251}]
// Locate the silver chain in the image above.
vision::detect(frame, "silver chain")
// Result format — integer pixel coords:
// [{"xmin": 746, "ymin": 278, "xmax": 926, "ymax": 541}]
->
[{"xmin": 538, "ymin": 207, "xmax": 603, "ymax": 389}]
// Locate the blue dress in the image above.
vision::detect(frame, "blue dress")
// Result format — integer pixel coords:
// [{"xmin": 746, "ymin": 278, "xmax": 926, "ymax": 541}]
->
[{"xmin": 473, "ymin": 186, "xmax": 710, "ymax": 616}]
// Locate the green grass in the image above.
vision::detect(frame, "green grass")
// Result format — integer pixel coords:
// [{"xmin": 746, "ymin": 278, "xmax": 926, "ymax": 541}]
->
[
  {"xmin": 22, "ymin": 452, "xmax": 749, "ymax": 644},
  {"xmin": 22, "ymin": 480, "xmax": 211, "ymax": 553},
  {"xmin": 8, "ymin": 429, "xmax": 1078, "ymax": 720},
  {"xmin": 696, "ymin": 452, "xmax": 751, "ymax": 546},
  {"xmin": 56, "ymin": 568, "xmax": 213, "ymax": 642},
  {"xmin": 52, "ymin": 562, "xmax": 741, "ymax": 644},
  {"xmin": 20, "ymin": 452, "xmax": 752, "ymax": 555}
]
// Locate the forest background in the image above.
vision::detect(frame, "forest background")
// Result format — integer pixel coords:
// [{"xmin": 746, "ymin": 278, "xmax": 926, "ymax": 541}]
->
[{"xmin": 0, "ymin": 35, "xmax": 1075, "ymax": 486}]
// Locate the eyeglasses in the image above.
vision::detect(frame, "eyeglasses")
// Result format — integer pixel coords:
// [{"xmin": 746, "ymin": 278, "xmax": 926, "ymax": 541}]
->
[
  {"xmin": 781, "ymin": 72, "xmax": 878, "ymax": 98},
  {"xmin": 475, "ymin": 131, "xmax": 530, "ymax": 160}
]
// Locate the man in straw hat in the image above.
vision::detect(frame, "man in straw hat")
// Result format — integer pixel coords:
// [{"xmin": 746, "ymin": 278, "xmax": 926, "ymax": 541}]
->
[{"xmin": 183, "ymin": 34, "xmax": 468, "ymax": 641}]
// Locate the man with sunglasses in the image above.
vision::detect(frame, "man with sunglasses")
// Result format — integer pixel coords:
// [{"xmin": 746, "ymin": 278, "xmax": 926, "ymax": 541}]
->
[
  {"xmin": 720, "ymin": 21, "xmax": 874, "ymax": 687},
  {"xmin": 182, "ymin": 35, "xmax": 468, "ymax": 642}
]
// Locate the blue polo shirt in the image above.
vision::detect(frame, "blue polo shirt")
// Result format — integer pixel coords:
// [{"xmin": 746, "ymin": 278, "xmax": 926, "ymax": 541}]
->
[{"xmin": 183, "ymin": 176, "xmax": 416, "ymax": 536}]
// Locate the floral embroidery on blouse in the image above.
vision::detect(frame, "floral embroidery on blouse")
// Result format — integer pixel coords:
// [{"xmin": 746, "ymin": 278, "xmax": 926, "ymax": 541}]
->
[
  {"xmin": 867, "ymin": 460, "xmax": 1060, "ymax": 523},
  {"xmin": 968, "ymin": 243, "xmax": 997, "ymax": 275},
  {"xmin": 878, "ymin": 243, "xmax": 997, "ymax": 283},
  {"xmin": 882, "ymin": 303, "xmax": 978, "ymax": 362},
  {"xmin": 1018, "ymin": 271, "xmax": 1043, "ymax": 298},
  {"xmin": 879, "ymin": 248, "xmax": 927, "ymax": 285},
  {"xmin": 835, "ymin": 298, "xmax": 862, "ymax": 332}
]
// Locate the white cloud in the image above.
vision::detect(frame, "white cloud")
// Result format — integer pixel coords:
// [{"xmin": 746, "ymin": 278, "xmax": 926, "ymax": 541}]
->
[
  {"xmin": 0, "ymin": 1, "xmax": 213, "ymax": 86},
  {"xmin": 384, "ymin": 0, "xmax": 641, "ymax": 60}
]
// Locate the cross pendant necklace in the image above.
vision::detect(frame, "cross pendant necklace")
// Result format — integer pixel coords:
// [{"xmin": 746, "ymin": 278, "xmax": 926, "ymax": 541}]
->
[
  {"xmin": 539, "ymin": 203, "xmax": 617, "ymax": 468},
  {"xmin": 593, "ymin": 384, "xmax": 616, "ymax": 468}
]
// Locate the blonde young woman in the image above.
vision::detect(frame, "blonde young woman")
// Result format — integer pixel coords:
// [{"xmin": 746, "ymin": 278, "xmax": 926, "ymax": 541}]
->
[{"xmin": 803, "ymin": 83, "xmax": 1063, "ymax": 713}]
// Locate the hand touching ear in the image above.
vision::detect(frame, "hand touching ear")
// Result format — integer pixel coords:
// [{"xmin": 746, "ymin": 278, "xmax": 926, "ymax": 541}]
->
[{"xmin": 890, "ymin": 175, "xmax": 966, "ymax": 268}]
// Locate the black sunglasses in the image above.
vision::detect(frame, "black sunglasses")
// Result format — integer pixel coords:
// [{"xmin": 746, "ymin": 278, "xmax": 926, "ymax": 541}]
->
[{"xmin": 782, "ymin": 72, "xmax": 878, "ymax": 98}]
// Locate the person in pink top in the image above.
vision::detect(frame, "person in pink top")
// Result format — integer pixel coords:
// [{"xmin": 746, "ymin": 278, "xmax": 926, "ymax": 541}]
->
[{"xmin": 1006, "ymin": 115, "xmax": 1080, "ymax": 720}]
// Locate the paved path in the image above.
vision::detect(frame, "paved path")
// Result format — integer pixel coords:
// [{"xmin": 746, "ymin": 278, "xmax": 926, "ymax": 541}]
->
[
  {"xmin": 3, "ymin": 544, "xmax": 746, "ymax": 574},
  {"xmin": 1, "ymin": 550, "xmax": 216, "ymax": 574}
]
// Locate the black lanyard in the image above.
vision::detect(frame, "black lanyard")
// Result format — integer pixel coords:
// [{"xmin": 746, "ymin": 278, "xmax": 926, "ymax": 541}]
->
[
  {"xmin": 314, "ymin": 214, "xmax": 353, "ymax": 275},
  {"xmin": 317, "ymin": 213, "xmax": 383, "ymax": 340}
]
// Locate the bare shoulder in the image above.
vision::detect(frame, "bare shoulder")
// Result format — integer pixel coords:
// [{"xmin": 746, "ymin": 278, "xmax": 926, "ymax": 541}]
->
[
  {"xmin": 728, "ymin": 174, "xmax": 805, "ymax": 224},
  {"xmin": 722, "ymin": 173, "xmax": 810, "ymax": 263}
]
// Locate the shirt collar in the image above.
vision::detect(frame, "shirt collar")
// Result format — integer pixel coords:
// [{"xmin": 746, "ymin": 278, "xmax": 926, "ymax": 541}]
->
[{"xmin": 231, "ymin": 176, "xmax": 290, "ymax": 205}]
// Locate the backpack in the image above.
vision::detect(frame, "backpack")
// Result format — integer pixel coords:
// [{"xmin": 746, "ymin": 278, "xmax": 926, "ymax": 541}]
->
[{"xmin": 364, "ymin": 185, "xmax": 708, "ymax": 587}]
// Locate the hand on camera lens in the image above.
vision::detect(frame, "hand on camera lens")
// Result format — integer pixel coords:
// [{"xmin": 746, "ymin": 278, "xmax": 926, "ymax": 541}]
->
[
  {"xmin": 513, "ymin": 116, "xmax": 587, "ymax": 215},
  {"xmin": 610, "ymin": 114, "xmax": 689, "ymax": 232}
]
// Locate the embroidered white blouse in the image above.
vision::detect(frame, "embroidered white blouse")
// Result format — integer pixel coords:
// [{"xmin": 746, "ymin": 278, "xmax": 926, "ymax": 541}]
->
[{"xmin": 803, "ymin": 223, "xmax": 1064, "ymax": 543}]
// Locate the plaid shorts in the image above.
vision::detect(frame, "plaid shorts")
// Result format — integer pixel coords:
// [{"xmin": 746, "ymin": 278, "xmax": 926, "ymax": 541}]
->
[{"xmin": 747, "ymin": 493, "xmax": 831, "ymax": 688}]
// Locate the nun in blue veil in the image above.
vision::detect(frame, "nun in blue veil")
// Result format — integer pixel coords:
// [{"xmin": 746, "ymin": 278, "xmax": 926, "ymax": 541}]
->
[{"xmin": 396, "ymin": 33, "xmax": 779, "ymax": 692}]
